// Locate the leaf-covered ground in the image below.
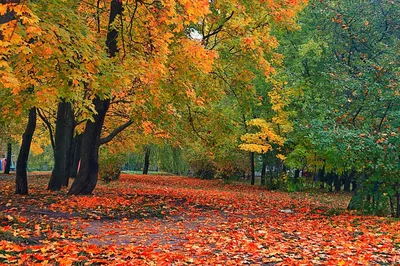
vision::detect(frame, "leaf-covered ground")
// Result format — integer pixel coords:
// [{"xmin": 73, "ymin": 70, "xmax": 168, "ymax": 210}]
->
[{"xmin": 0, "ymin": 174, "xmax": 399, "ymax": 265}]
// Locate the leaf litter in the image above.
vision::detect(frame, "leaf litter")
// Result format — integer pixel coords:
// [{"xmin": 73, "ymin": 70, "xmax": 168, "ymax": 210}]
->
[{"xmin": 0, "ymin": 174, "xmax": 399, "ymax": 265}]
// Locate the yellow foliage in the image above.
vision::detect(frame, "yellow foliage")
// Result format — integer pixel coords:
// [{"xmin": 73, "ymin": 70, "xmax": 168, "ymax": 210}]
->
[{"xmin": 239, "ymin": 118, "xmax": 284, "ymax": 154}]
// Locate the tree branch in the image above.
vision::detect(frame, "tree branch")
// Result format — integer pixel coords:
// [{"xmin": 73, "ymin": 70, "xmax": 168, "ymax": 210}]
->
[
  {"xmin": 37, "ymin": 108, "xmax": 55, "ymax": 153},
  {"xmin": 377, "ymin": 101, "xmax": 392, "ymax": 132},
  {"xmin": 99, "ymin": 119, "xmax": 134, "ymax": 145}
]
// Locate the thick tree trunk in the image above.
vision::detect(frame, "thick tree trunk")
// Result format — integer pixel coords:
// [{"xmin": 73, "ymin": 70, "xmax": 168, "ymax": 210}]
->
[
  {"xmin": 4, "ymin": 143, "xmax": 11, "ymax": 174},
  {"xmin": 142, "ymin": 146, "xmax": 151, "ymax": 175},
  {"xmin": 68, "ymin": 0, "xmax": 121, "ymax": 195},
  {"xmin": 16, "ymin": 108, "xmax": 36, "ymax": 195},
  {"xmin": 68, "ymin": 98, "xmax": 110, "ymax": 195},
  {"xmin": 250, "ymin": 152, "xmax": 255, "ymax": 185},
  {"xmin": 48, "ymin": 100, "xmax": 74, "ymax": 191},
  {"xmin": 70, "ymin": 133, "xmax": 83, "ymax": 178}
]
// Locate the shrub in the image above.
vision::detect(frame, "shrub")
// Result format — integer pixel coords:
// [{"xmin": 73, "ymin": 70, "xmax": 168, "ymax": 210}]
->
[
  {"xmin": 99, "ymin": 152, "xmax": 125, "ymax": 183},
  {"xmin": 189, "ymin": 158, "xmax": 216, "ymax": 179}
]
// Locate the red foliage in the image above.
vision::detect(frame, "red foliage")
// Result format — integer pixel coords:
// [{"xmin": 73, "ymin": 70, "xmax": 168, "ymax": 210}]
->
[{"xmin": 0, "ymin": 174, "xmax": 399, "ymax": 264}]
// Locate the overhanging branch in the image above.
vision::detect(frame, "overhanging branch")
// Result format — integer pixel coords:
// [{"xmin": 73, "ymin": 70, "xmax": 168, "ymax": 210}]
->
[{"xmin": 99, "ymin": 119, "xmax": 134, "ymax": 145}]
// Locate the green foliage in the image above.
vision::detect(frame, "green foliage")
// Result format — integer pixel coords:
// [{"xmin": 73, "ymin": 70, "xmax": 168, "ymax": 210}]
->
[
  {"xmin": 27, "ymin": 145, "xmax": 54, "ymax": 171},
  {"xmin": 156, "ymin": 145, "xmax": 188, "ymax": 175},
  {"xmin": 269, "ymin": 0, "xmax": 400, "ymax": 208},
  {"xmin": 187, "ymin": 157, "xmax": 216, "ymax": 179},
  {"xmin": 99, "ymin": 151, "xmax": 126, "ymax": 183}
]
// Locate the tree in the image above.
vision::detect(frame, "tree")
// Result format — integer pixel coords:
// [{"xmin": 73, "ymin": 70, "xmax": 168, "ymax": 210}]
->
[
  {"xmin": 4, "ymin": 143, "xmax": 12, "ymax": 174},
  {"xmin": 68, "ymin": 0, "xmax": 123, "ymax": 195},
  {"xmin": 274, "ymin": 0, "xmax": 399, "ymax": 213},
  {"xmin": 15, "ymin": 107, "xmax": 36, "ymax": 194},
  {"xmin": 48, "ymin": 101, "xmax": 74, "ymax": 190}
]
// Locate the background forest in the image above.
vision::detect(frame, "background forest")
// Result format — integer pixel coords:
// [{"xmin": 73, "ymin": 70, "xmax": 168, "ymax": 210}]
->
[{"xmin": 0, "ymin": 0, "xmax": 399, "ymax": 216}]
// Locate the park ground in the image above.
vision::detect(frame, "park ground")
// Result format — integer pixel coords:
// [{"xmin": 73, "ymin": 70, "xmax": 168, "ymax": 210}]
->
[{"xmin": 0, "ymin": 173, "xmax": 399, "ymax": 265}]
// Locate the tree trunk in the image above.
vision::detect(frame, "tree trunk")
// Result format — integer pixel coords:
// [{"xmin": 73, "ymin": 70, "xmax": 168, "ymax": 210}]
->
[
  {"xmin": 396, "ymin": 190, "xmax": 400, "ymax": 218},
  {"xmin": 4, "ymin": 143, "xmax": 11, "ymax": 174},
  {"xmin": 326, "ymin": 172, "xmax": 334, "ymax": 192},
  {"xmin": 293, "ymin": 169, "xmax": 300, "ymax": 183},
  {"xmin": 347, "ymin": 170, "xmax": 367, "ymax": 210},
  {"xmin": 250, "ymin": 152, "xmax": 255, "ymax": 185},
  {"xmin": 143, "ymin": 146, "xmax": 151, "ymax": 175},
  {"xmin": 0, "ymin": 1, "xmax": 20, "ymax": 28},
  {"xmin": 16, "ymin": 108, "xmax": 36, "ymax": 195},
  {"xmin": 334, "ymin": 172, "xmax": 341, "ymax": 192},
  {"xmin": 70, "ymin": 133, "xmax": 83, "ymax": 178},
  {"xmin": 68, "ymin": 97, "xmax": 110, "ymax": 195},
  {"xmin": 48, "ymin": 100, "xmax": 74, "ymax": 191},
  {"xmin": 319, "ymin": 166, "xmax": 326, "ymax": 189},
  {"xmin": 343, "ymin": 171, "xmax": 353, "ymax": 192},
  {"xmin": 68, "ymin": 0, "xmax": 122, "ymax": 195},
  {"xmin": 260, "ymin": 160, "xmax": 267, "ymax": 186}
]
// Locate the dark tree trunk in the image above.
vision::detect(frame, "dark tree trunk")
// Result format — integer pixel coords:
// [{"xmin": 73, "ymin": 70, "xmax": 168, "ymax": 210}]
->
[
  {"xmin": 260, "ymin": 160, "xmax": 267, "ymax": 186},
  {"xmin": 48, "ymin": 100, "xmax": 74, "ymax": 191},
  {"xmin": 318, "ymin": 166, "xmax": 326, "ymax": 189},
  {"xmin": 68, "ymin": 98, "xmax": 110, "ymax": 195},
  {"xmin": 396, "ymin": 190, "xmax": 400, "ymax": 218},
  {"xmin": 326, "ymin": 172, "xmax": 334, "ymax": 192},
  {"xmin": 351, "ymin": 180, "xmax": 357, "ymax": 191},
  {"xmin": 70, "ymin": 133, "xmax": 83, "ymax": 178},
  {"xmin": 250, "ymin": 152, "xmax": 255, "ymax": 185},
  {"xmin": 0, "ymin": 1, "xmax": 19, "ymax": 27},
  {"xmin": 334, "ymin": 173, "xmax": 341, "ymax": 192},
  {"xmin": 348, "ymin": 170, "xmax": 367, "ymax": 210},
  {"xmin": 293, "ymin": 169, "xmax": 300, "ymax": 183},
  {"xmin": 4, "ymin": 143, "xmax": 11, "ymax": 174},
  {"xmin": 143, "ymin": 146, "xmax": 151, "ymax": 175},
  {"xmin": 16, "ymin": 108, "xmax": 36, "ymax": 195},
  {"xmin": 106, "ymin": 0, "xmax": 122, "ymax": 57},
  {"xmin": 68, "ymin": 0, "xmax": 122, "ymax": 195},
  {"xmin": 314, "ymin": 168, "xmax": 322, "ymax": 182},
  {"xmin": 343, "ymin": 171, "xmax": 354, "ymax": 192}
]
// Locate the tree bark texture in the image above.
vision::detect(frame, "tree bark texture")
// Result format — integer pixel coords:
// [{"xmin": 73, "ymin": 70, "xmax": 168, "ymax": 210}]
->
[
  {"xmin": 16, "ymin": 108, "xmax": 36, "ymax": 195},
  {"xmin": 48, "ymin": 100, "xmax": 74, "ymax": 191},
  {"xmin": 68, "ymin": 98, "xmax": 110, "ymax": 195},
  {"xmin": 70, "ymin": 133, "xmax": 83, "ymax": 178}
]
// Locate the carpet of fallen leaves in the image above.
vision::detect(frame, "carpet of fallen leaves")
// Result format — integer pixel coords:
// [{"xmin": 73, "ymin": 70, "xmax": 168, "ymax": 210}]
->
[{"xmin": 0, "ymin": 173, "xmax": 399, "ymax": 265}]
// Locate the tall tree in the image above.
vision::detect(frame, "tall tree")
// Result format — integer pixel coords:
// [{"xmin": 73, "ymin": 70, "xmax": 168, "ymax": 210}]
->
[
  {"xmin": 68, "ymin": 0, "xmax": 123, "ymax": 195},
  {"xmin": 48, "ymin": 100, "xmax": 74, "ymax": 190},
  {"xmin": 16, "ymin": 108, "xmax": 36, "ymax": 195}
]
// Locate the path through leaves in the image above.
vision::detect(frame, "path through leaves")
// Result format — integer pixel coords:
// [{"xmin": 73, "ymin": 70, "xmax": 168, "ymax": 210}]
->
[{"xmin": 1, "ymin": 174, "xmax": 399, "ymax": 265}]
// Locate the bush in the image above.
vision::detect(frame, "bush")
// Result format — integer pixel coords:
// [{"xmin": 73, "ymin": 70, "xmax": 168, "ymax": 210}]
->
[
  {"xmin": 99, "ymin": 152, "xmax": 125, "ymax": 183},
  {"xmin": 188, "ymin": 158, "xmax": 216, "ymax": 179}
]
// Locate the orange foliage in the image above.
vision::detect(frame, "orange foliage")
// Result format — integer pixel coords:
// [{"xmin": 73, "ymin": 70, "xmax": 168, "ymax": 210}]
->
[{"xmin": 0, "ymin": 174, "xmax": 399, "ymax": 264}]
